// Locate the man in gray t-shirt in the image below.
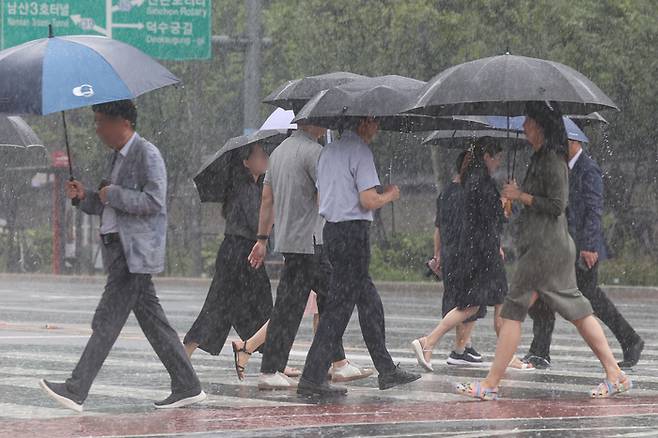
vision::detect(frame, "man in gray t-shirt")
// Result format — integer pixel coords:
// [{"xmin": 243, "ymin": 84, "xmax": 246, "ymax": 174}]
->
[
  {"xmin": 248, "ymin": 124, "xmax": 371, "ymax": 389},
  {"xmin": 263, "ymin": 129, "xmax": 324, "ymax": 253}
]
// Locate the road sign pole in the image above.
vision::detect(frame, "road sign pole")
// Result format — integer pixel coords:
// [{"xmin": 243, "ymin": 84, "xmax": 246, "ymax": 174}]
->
[{"xmin": 105, "ymin": 0, "xmax": 112, "ymax": 38}]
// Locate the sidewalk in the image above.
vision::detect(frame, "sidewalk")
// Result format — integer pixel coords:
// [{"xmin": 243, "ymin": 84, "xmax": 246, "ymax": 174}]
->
[{"xmin": 0, "ymin": 272, "xmax": 656, "ymax": 297}]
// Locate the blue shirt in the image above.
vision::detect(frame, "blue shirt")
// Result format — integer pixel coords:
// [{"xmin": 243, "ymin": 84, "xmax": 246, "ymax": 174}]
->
[{"xmin": 317, "ymin": 131, "xmax": 381, "ymax": 222}]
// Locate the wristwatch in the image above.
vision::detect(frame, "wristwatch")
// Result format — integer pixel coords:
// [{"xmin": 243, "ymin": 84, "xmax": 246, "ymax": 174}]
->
[{"xmin": 256, "ymin": 235, "xmax": 269, "ymax": 241}]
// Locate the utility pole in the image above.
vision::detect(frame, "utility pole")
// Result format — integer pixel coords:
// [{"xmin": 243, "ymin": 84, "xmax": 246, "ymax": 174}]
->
[
  {"xmin": 211, "ymin": 3, "xmax": 271, "ymax": 135},
  {"xmin": 242, "ymin": 0, "xmax": 262, "ymax": 135}
]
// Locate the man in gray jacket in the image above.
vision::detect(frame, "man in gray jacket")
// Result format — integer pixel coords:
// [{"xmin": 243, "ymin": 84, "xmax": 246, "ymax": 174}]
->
[{"xmin": 39, "ymin": 100, "xmax": 205, "ymax": 412}]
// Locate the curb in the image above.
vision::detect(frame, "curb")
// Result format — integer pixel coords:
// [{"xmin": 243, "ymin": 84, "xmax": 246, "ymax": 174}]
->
[{"xmin": 0, "ymin": 273, "xmax": 656, "ymax": 296}]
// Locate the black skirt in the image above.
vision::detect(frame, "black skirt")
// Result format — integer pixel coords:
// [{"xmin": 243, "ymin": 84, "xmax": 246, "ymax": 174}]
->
[
  {"xmin": 183, "ymin": 235, "xmax": 273, "ymax": 355},
  {"xmin": 454, "ymin": 174, "xmax": 508, "ymax": 311}
]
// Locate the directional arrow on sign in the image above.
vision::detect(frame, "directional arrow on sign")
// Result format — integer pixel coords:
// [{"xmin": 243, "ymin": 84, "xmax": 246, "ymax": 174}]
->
[
  {"xmin": 112, "ymin": 0, "xmax": 145, "ymax": 13},
  {"xmin": 70, "ymin": 14, "xmax": 108, "ymax": 36},
  {"xmin": 112, "ymin": 22, "xmax": 144, "ymax": 30}
]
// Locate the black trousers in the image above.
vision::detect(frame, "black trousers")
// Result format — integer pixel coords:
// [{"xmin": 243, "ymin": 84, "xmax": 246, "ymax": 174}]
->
[
  {"xmin": 183, "ymin": 235, "xmax": 272, "ymax": 355},
  {"xmin": 301, "ymin": 221, "xmax": 396, "ymax": 384},
  {"xmin": 528, "ymin": 261, "xmax": 640, "ymax": 360},
  {"xmin": 66, "ymin": 241, "xmax": 200, "ymax": 400},
  {"xmin": 260, "ymin": 245, "xmax": 345, "ymax": 374}
]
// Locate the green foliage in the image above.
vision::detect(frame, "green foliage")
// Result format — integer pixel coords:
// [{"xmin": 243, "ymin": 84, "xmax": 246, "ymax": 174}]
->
[
  {"xmin": 369, "ymin": 232, "xmax": 434, "ymax": 282},
  {"xmin": 600, "ymin": 256, "xmax": 658, "ymax": 287}
]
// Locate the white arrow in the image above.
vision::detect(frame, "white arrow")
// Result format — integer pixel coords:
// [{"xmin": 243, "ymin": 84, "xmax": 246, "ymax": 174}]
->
[
  {"xmin": 70, "ymin": 14, "xmax": 109, "ymax": 36},
  {"xmin": 112, "ymin": 22, "xmax": 144, "ymax": 30},
  {"xmin": 112, "ymin": 0, "xmax": 145, "ymax": 13}
]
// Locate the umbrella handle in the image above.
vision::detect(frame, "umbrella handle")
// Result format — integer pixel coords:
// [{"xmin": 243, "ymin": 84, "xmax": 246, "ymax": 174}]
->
[
  {"xmin": 70, "ymin": 176, "xmax": 80, "ymax": 207},
  {"xmin": 61, "ymin": 111, "xmax": 79, "ymax": 206}
]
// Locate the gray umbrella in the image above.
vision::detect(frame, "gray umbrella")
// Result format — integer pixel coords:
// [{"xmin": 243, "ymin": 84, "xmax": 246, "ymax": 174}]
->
[
  {"xmin": 263, "ymin": 71, "xmax": 367, "ymax": 113},
  {"xmin": 194, "ymin": 129, "xmax": 290, "ymax": 203},
  {"xmin": 293, "ymin": 75, "xmax": 487, "ymax": 132},
  {"xmin": 0, "ymin": 116, "xmax": 44, "ymax": 149},
  {"xmin": 569, "ymin": 111, "xmax": 609, "ymax": 129},
  {"xmin": 423, "ymin": 129, "xmax": 526, "ymax": 149},
  {"xmin": 406, "ymin": 53, "xmax": 618, "ymax": 117}
]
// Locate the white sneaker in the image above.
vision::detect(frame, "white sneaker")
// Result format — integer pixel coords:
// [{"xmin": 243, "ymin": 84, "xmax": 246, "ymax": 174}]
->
[
  {"xmin": 278, "ymin": 372, "xmax": 299, "ymax": 388},
  {"xmin": 330, "ymin": 362, "xmax": 374, "ymax": 383},
  {"xmin": 258, "ymin": 372, "xmax": 294, "ymax": 390}
]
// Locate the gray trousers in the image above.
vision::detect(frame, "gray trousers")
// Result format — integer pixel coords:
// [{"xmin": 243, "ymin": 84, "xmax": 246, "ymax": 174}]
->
[{"xmin": 65, "ymin": 241, "xmax": 200, "ymax": 400}]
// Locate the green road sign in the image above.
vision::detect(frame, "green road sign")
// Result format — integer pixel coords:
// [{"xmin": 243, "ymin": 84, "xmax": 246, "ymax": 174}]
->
[{"xmin": 1, "ymin": 0, "xmax": 211, "ymax": 60}]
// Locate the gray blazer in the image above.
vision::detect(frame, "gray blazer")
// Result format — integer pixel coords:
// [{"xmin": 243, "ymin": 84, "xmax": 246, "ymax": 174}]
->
[{"xmin": 79, "ymin": 134, "xmax": 167, "ymax": 274}]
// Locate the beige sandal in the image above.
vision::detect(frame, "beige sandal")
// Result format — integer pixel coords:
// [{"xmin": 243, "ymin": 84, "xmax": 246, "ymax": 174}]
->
[
  {"xmin": 591, "ymin": 372, "xmax": 632, "ymax": 398},
  {"xmin": 411, "ymin": 338, "xmax": 434, "ymax": 372},
  {"xmin": 455, "ymin": 381, "xmax": 499, "ymax": 401}
]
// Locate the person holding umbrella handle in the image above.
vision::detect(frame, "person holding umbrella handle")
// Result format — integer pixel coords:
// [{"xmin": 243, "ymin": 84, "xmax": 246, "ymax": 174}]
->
[
  {"xmin": 455, "ymin": 102, "xmax": 630, "ymax": 401},
  {"xmin": 40, "ymin": 100, "xmax": 206, "ymax": 412}
]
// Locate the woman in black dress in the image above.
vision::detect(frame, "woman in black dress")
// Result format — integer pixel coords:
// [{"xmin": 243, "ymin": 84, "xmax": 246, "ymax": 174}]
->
[
  {"xmin": 184, "ymin": 142, "xmax": 278, "ymax": 380},
  {"xmin": 412, "ymin": 137, "xmax": 513, "ymax": 371}
]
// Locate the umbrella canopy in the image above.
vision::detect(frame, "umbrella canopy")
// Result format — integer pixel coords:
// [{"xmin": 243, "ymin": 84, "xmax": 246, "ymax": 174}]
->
[
  {"xmin": 455, "ymin": 115, "xmax": 589, "ymax": 143},
  {"xmin": 293, "ymin": 75, "xmax": 487, "ymax": 132},
  {"xmin": 260, "ymin": 107, "xmax": 297, "ymax": 130},
  {"xmin": 406, "ymin": 53, "xmax": 618, "ymax": 117},
  {"xmin": 423, "ymin": 129, "xmax": 527, "ymax": 149},
  {"xmin": 0, "ymin": 32, "xmax": 179, "ymax": 115},
  {"xmin": 263, "ymin": 71, "xmax": 367, "ymax": 112},
  {"xmin": 194, "ymin": 129, "xmax": 289, "ymax": 203},
  {"xmin": 0, "ymin": 116, "xmax": 44, "ymax": 149},
  {"xmin": 569, "ymin": 111, "xmax": 609, "ymax": 129}
]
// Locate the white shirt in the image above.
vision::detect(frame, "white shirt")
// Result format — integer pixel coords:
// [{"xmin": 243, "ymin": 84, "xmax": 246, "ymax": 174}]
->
[
  {"xmin": 568, "ymin": 148, "xmax": 583, "ymax": 170},
  {"xmin": 100, "ymin": 133, "xmax": 137, "ymax": 235}
]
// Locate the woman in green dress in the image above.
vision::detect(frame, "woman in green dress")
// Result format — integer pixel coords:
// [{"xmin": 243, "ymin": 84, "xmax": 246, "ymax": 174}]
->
[{"xmin": 456, "ymin": 102, "xmax": 631, "ymax": 400}]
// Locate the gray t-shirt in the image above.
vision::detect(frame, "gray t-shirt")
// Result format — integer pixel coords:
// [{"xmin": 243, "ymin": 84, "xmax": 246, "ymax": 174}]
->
[
  {"xmin": 317, "ymin": 131, "xmax": 381, "ymax": 222},
  {"xmin": 264, "ymin": 130, "xmax": 324, "ymax": 254}
]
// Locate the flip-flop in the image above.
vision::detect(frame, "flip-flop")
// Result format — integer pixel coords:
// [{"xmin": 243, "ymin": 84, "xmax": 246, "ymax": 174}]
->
[
  {"xmin": 591, "ymin": 372, "xmax": 632, "ymax": 398},
  {"xmin": 455, "ymin": 381, "xmax": 499, "ymax": 401},
  {"xmin": 411, "ymin": 339, "xmax": 434, "ymax": 372}
]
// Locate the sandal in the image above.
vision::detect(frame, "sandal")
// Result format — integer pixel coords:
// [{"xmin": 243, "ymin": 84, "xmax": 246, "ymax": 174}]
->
[
  {"xmin": 508, "ymin": 356, "xmax": 535, "ymax": 370},
  {"xmin": 284, "ymin": 367, "xmax": 301, "ymax": 378},
  {"xmin": 411, "ymin": 338, "xmax": 434, "ymax": 372},
  {"xmin": 591, "ymin": 372, "xmax": 632, "ymax": 398},
  {"xmin": 232, "ymin": 340, "xmax": 251, "ymax": 381},
  {"xmin": 455, "ymin": 381, "xmax": 499, "ymax": 401}
]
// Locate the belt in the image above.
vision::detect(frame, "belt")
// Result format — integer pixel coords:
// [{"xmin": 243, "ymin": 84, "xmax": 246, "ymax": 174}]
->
[{"xmin": 100, "ymin": 233, "xmax": 120, "ymax": 245}]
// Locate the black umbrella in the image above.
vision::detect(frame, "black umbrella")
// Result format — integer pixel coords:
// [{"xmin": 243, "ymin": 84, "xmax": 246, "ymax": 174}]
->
[
  {"xmin": 406, "ymin": 53, "xmax": 618, "ymax": 117},
  {"xmin": 423, "ymin": 129, "xmax": 526, "ymax": 149},
  {"xmin": 263, "ymin": 71, "xmax": 368, "ymax": 113},
  {"xmin": 293, "ymin": 75, "xmax": 487, "ymax": 132},
  {"xmin": 193, "ymin": 129, "xmax": 290, "ymax": 203},
  {"xmin": 0, "ymin": 116, "xmax": 44, "ymax": 149},
  {"xmin": 407, "ymin": 53, "xmax": 617, "ymax": 179}
]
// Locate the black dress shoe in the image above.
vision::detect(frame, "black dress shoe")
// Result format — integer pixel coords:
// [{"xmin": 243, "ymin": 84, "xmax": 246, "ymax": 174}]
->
[
  {"xmin": 378, "ymin": 364, "xmax": 421, "ymax": 390},
  {"xmin": 297, "ymin": 377, "xmax": 347, "ymax": 397},
  {"xmin": 39, "ymin": 379, "xmax": 84, "ymax": 412},
  {"xmin": 154, "ymin": 388, "xmax": 206, "ymax": 409},
  {"xmin": 619, "ymin": 338, "xmax": 644, "ymax": 369}
]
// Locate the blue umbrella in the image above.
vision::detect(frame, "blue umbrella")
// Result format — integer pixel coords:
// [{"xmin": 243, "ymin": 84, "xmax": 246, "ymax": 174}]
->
[
  {"xmin": 465, "ymin": 115, "xmax": 589, "ymax": 143},
  {"xmin": 0, "ymin": 25, "xmax": 179, "ymax": 203},
  {"xmin": 0, "ymin": 27, "xmax": 179, "ymax": 115},
  {"xmin": 451, "ymin": 115, "xmax": 589, "ymax": 178}
]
